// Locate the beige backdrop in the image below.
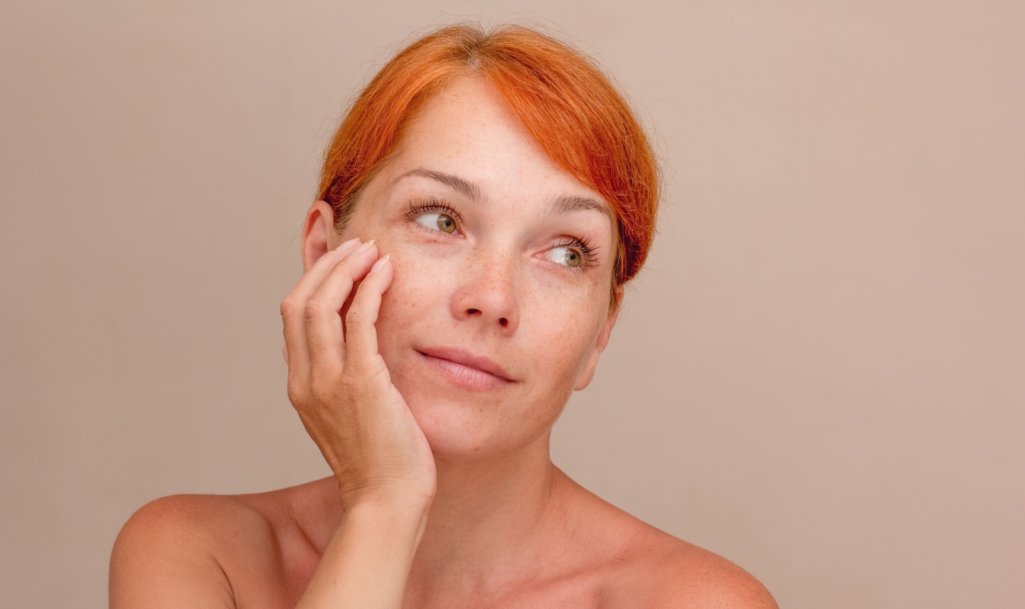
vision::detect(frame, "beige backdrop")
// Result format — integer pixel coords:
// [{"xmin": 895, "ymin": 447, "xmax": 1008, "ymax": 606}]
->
[{"xmin": 2, "ymin": 1, "xmax": 1022, "ymax": 607}]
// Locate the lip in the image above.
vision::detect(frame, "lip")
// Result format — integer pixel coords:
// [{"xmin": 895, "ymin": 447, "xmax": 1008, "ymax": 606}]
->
[{"xmin": 415, "ymin": 346, "xmax": 516, "ymax": 384}]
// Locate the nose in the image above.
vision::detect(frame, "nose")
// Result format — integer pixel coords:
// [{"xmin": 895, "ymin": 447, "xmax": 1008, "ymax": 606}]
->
[{"xmin": 450, "ymin": 249, "xmax": 519, "ymax": 334}]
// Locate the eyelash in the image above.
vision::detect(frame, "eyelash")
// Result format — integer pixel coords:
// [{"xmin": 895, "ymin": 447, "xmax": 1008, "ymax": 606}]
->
[
  {"xmin": 402, "ymin": 197, "xmax": 600, "ymax": 270},
  {"xmin": 552, "ymin": 236, "xmax": 599, "ymax": 269},
  {"xmin": 403, "ymin": 196, "xmax": 463, "ymax": 226}
]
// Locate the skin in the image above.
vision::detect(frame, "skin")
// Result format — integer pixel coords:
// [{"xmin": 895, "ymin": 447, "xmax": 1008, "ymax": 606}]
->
[{"xmin": 109, "ymin": 75, "xmax": 777, "ymax": 609}]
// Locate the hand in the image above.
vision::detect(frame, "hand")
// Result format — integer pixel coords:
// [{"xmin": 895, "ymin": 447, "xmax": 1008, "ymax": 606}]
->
[{"xmin": 280, "ymin": 238, "xmax": 437, "ymax": 510}]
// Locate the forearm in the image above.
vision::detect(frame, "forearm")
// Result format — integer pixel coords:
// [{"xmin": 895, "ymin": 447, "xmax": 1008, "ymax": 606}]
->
[{"xmin": 294, "ymin": 498, "xmax": 430, "ymax": 609}]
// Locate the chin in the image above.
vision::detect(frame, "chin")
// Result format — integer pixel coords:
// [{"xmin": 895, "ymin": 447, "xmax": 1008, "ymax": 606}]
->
[
  {"xmin": 403, "ymin": 388, "xmax": 565, "ymax": 466},
  {"xmin": 401, "ymin": 391, "xmax": 499, "ymax": 460}
]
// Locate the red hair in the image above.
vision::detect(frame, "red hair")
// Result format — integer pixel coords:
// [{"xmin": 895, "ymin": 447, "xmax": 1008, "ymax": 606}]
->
[{"xmin": 318, "ymin": 23, "xmax": 660, "ymax": 297}]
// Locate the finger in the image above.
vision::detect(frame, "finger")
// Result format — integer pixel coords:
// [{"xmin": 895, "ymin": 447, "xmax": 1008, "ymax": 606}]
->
[
  {"xmin": 281, "ymin": 238, "xmax": 361, "ymax": 377},
  {"xmin": 304, "ymin": 240, "xmax": 380, "ymax": 373},
  {"xmin": 344, "ymin": 254, "xmax": 393, "ymax": 373}
]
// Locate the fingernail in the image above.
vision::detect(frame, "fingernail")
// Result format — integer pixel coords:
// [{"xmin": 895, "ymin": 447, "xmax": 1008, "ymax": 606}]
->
[
  {"xmin": 372, "ymin": 254, "xmax": 390, "ymax": 271},
  {"xmin": 356, "ymin": 239, "xmax": 376, "ymax": 254},
  {"xmin": 335, "ymin": 238, "xmax": 360, "ymax": 254}
]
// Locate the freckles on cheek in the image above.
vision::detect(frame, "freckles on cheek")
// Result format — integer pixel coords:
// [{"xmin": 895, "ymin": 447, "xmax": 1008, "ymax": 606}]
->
[
  {"xmin": 380, "ymin": 253, "xmax": 442, "ymax": 317},
  {"xmin": 535, "ymin": 315, "xmax": 593, "ymax": 368}
]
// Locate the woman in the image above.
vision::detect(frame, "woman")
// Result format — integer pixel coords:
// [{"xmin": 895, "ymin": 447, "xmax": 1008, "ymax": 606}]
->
[{"xmin": 110, "ymin": 23, "xmax": 776, "ymax": 608}]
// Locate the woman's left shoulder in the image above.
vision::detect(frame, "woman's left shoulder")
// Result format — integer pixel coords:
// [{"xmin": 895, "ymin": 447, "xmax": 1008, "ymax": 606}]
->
[
  {"xmin": 605, "ymin": 521, "xmax": 778, "ymax": 609},
  {"xmin": 553, "ymin": 472, "xmax": 776, "ymax": 608}
]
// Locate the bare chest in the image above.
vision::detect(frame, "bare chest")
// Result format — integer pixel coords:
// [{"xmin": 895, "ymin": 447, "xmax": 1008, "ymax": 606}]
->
[
  {"xmin": 225, "ymin": 536, "xmax": 633, "ymax": 609},
  {"xmin": 219, "ymin": 504, "xmax": 654, "ymax": 609},
  {"xmin": 230, "ymin": 559, "xmax": 613, "ymax": 609}
]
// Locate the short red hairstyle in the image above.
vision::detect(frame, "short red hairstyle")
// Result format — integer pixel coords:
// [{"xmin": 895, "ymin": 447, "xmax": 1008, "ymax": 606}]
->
[{"xmin": 318, "ymin": 23, "xmax": 660, "ymax": 296}]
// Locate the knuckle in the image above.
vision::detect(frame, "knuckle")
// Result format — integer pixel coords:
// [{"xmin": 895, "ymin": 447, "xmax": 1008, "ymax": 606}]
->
[
  {"xmin": 286, "ymin": 378, "xmax": 307, "ymax": 407},
  {"xmin": 303, "ymin": 298, "xmax": 328, "ymax": 322},
  {"xmin": 279, "ymin": 297, "xmax": 300, "ymax": 319},
  {"xmin": 310, "ymin": 378, "xmax": 343, "ymax": 406},
  {"xmin": 344, "ymin": 306, "xmax": 365, "ymax": 327}
]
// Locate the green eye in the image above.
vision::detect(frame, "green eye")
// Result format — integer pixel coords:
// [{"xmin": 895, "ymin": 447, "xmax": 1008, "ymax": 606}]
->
[
  {"xmin": 414, "ymin": 212, "xmax": 458, "ymax": 234},
  {"xmin": 550, "ymin": 246, "xmax": 583, "ymax": 268},
  {"xmin": 436, "ymin": 214, "xmax": 456, "ymax": 234}
]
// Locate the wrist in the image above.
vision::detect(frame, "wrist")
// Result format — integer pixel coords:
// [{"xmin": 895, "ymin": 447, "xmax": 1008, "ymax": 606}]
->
[
  {"xmin": 343, "ymin": 495, "xmax": 432, "ymax": 546},
  {"xmin": 341, "ymin": 486, "xmax": 434, "ymax": 517}
]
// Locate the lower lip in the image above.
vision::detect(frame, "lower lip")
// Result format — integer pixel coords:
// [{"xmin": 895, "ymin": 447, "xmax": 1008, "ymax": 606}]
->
[{"xmin": 416, "ymin": 351, "xmax": 512, "ymax": 392}]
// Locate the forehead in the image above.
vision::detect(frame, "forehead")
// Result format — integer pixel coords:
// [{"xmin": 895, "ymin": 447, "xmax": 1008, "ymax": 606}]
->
[{"xmin": 377, "ymin": 76, "xmax": 610, "ymax": 212}]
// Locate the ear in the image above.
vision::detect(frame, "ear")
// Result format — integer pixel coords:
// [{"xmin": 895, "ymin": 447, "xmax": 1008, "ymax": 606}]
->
[
  {"xmin": 301, "ymin": 201, "xmax": 340, "ymax": 272},
  {"xmin": 574, "ymin": 285, "xmax": 624, "ymax": 391}
]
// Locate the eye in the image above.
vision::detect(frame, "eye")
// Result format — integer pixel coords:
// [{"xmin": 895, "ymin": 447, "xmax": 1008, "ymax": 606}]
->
[
  {"xmin": 548, "ymin": 245, "xmax": 583, "ymax": 268},
  {"xmin": 414, "ymin": 211, "xmax": 458, "ymax": 234},
  {"xmin": 546, "ymin": 237, "xmax": 598, "ymax": 270},
  {"xmin": 404, "ymin": 198, "xmax": 461, "ymax": 235}
]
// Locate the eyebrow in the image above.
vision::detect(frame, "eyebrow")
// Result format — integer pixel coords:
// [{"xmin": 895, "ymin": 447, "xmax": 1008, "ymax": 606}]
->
[
  {"xmin": 547, "ymin": 194, "xmax": 611, "ymax": 219},
  {"xmin": 393, "ymin": 168, "xmax": 482, "ymax": 202},
  {"xmin": 392, "ymin": 167, "xmax": 611, "ymax": 220}
]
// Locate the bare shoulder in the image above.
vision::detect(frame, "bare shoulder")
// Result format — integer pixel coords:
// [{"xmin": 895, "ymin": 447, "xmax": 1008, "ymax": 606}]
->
[
  {"xmin": 113, "ymin": 490, "xmax": 278, "ymax": 554},
  {"xmin": 110, "ymin": 492, "xmax": 277, "ymax": 606},
  {"xmin": 554, "ymin": 475, "xmax": 775, "ymax": 609},
  {"xmin": 609, "ymin": 523, "xmax": 778, "ymax": 609},
  {"xmin": 109, "ymin": 490, "xmax": 282, "ymax": 609}
]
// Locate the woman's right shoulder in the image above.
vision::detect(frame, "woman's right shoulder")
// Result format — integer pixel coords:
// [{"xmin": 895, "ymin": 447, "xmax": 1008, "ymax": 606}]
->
[
  {"xmin": 109, "ymin": 491, "xmax": 278, "ymax": 609},
  {"xmin": 115, "ymin": 491, "xmax": 278, "ymax": 550}
]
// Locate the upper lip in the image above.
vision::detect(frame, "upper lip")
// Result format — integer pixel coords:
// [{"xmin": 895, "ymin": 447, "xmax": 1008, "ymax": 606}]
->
[{"xmin": 416, "ymin": 346, "xmax": 516, "ymax": 382}]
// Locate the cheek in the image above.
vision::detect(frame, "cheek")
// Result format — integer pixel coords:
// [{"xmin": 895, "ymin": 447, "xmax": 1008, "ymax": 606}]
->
[
  {"xmin": 524, "ymin": 296, "xmax": 603, "ymax": 380},
  {"xmin": 375, "ymin": 248, "xmax": 448, "ymax": 336}
]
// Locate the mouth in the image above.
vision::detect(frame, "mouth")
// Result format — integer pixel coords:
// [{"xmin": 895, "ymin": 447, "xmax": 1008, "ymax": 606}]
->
[{"xmin": 415, "ymin": 346, "xmax": 516, "ymax": 390}]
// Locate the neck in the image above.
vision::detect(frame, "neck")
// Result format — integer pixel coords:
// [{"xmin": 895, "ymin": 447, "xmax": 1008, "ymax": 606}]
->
[
  {"xmin": 295, "ymin": 432, "xmax": 575, "ymax": 601},
  {"xmin": 409, "ymin": 433, "xmax": 563, "ymax": 589}
]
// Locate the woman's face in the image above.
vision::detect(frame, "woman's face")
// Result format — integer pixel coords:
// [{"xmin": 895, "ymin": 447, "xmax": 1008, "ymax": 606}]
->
[{"xmin": 317, "ymin": 76, "xmax": 622, "ymax": 460}]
